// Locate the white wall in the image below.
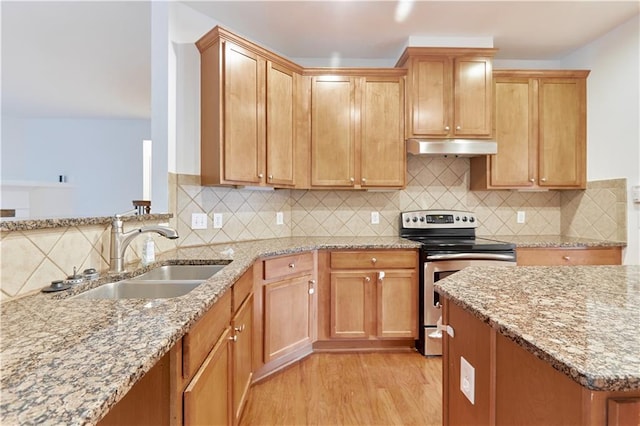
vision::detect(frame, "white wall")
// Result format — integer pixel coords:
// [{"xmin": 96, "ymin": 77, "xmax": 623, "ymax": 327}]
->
[
  {"xmin": 561, "ymin": 14, "xmax": 640, "ymax": 265},
  {"xmin": 1, "ymin": 116, "xmax": 150, "ymax": 216}
]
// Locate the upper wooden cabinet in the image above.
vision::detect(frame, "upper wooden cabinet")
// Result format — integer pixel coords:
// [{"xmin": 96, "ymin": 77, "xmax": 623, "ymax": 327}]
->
[
  {"xmin": 396, "ymin": 47, "xmax": 496, "ymax": 139},
  {"xmin": 470, "ymin": 70, "xmax": 589, "ymax": 190},
  {"xmin": 196, "ymin": 27, "xmax": 304, "ymax": 188},
  {"xmin": 309, "ymin": 71, "xmax": 406, "ymax": 189}
]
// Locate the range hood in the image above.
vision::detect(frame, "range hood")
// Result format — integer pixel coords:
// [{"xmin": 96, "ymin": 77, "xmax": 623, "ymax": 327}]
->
[{"xmin": 406, "ymin": 138, "xmax": 497, "ymax": 157}]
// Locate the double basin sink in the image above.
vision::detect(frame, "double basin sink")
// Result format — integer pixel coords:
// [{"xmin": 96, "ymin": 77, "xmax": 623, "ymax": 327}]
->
[{"xmin": 72, "ymin": 264, "xmax": 229, "ymax": 300}]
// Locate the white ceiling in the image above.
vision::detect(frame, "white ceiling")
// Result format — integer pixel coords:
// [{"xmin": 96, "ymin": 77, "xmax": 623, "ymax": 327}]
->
[{"xmin": 1, "ymin": 1, "xmax": 638, "ymax": 120}]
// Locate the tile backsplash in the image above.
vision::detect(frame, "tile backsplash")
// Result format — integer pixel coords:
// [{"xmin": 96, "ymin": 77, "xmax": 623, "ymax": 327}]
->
[{"xmin": 1, "ymin": 157, "xmax": 627, "ymax": 300}]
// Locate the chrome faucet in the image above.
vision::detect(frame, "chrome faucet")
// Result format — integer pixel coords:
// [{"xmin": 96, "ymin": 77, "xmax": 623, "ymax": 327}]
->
[{"xmin": 109, "ymin": 214, "xmax": 179, "ymax": 273}]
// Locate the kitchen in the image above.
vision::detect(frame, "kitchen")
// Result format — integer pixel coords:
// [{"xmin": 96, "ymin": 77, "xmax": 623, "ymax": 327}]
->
[{"xmin": 1, "ymin": 1, "xmax": 639, "ymax": 425}]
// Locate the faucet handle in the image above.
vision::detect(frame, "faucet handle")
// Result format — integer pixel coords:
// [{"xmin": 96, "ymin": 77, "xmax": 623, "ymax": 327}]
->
[{"xmin": 114, "ymin": 208, "xmax": 139, "ymax": 218}]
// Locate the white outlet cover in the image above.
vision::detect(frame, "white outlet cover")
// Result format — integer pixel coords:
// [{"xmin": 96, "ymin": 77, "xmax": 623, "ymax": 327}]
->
[
  {"xmin": 213, "ymin": 213, "xmax": 223, "ymax": 229},
  {"xmin": 371, "ymin": 211, "xmax": 380, "ymax": 224},
  {"xmin": 460, "ymin": 356, "xmax": 475, "ymax": 405},
  {"xmin": 517, "ymin": 211, "xmax": 526, "ymax": 224},
  {"xmin": 276, "ymin": 211, "xmax": 284, "ymax": 225}
]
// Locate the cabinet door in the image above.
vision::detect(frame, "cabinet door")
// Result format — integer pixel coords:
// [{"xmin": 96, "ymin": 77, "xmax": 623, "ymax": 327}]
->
[
  {"xmin": 538, "ymin": 78, "xmax": 586, "ymax": 188},
  {"xmin": 360, "ymin": 76, "xmax": 405, "ymax": 187},
  {"xmin": 330, "ymin": 272, "xmax": 373, "ymax": 338},
  {"xmin": 184, "ymin": 327, "xmax": 231, "ymax": 426},
  {"xmin": 376, "ymin": 270, "xmax": 418, "ymax": 338},
  {"xmin": 311, "ymin": 76, "xmax": 356, "ymax": 187},
  {"xmin": 490, "ymin": 77, "xmax": 535, "ymax": 187},
  {"xmin": 266, "ymin": 62, "xmax": 295, "ymax": 187},
  {"xmin": 453, "ymin": 56, "xmax": 492, "ymax": 137},
  {"xmin": 232, "ymin": 294, "xmax": 253, "ymax": 425},
  {"xmin": 409, "ymin": 56, "xmax": 451, "ymax": 137},
  {"xmin": 223, "ymin": 42, "xmax": 265, "ymax": 184},
  {"xmin": 263, "ymin": 275, "xmax": 314, "ymax": 362}
]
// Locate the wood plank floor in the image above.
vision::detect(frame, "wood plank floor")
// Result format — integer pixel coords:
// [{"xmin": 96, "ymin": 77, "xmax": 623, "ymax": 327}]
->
[{"xmin": 240, "ymin": 351, "xmax": 442, "ymax": 426}]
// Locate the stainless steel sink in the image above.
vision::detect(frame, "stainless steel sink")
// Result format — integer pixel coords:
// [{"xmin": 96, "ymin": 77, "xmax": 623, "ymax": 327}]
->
[
  {"xmin": 72, "ymin": 280, "xmax": 202, "ymax": 300},
  {"xmin": 72, "ymin": 263, "xmax": 230, "ymax": 300},
  {"xmin": 130, "ymin": 264, "xmax": 227, "ymax": 281}
]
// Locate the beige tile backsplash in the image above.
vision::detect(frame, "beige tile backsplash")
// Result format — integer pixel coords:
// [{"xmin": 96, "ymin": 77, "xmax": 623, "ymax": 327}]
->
[{"xmin": 1, "ymin": 157, "xmax": 627, "ymax": 300}]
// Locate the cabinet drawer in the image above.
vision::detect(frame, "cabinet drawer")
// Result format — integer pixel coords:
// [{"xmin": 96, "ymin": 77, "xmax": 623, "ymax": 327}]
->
[
  {"xmin": 331, "ymin": 250, "xmax": 417, "ymax": 269},
  {"xmin": 233, "ymin": 266, "xmax": 253, "ymax": 313},
  {"xmin": 516, "ymin": 247, "xmax": 622, "ymax": 266},
  {"xmin": 183, "ymin": 289, "xmax": 231, "ymax": 380},
  {"xmin": 263, "ymin": 252, "xmax": 314, "ymax": 280}
]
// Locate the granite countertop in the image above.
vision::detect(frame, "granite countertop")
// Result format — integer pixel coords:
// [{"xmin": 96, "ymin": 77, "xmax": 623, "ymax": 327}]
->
[
  {"xmin": 0, "ymin": 213, "xmax": 173, "ymax": 232},
  {"xmin": 434, "ymin": 265, "xmax": 640, "ymax": 392},
  {"xmin": 0, "ymin": 237, "xmax": 419, "ymax": 425},
  {"xmin": 492, "ymin": 235, "xmax": 627, "ymax": 248}
]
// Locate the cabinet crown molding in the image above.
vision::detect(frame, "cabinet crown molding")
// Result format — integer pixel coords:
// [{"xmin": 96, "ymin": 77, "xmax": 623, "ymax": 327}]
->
[
  {"xmin": 493, "ymin": 69, "xmax": 591, "ymax": 78},
  {"xmin": 395, "ymin": 47, "xmax": 498, "ymax": 67}
]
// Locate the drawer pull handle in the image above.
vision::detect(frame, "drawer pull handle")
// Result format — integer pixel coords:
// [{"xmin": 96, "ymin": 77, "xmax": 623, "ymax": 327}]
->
[
  {"xmin": 563, "ymin": 256, "xmax": 570, "ymax": 261},
  {"xmin": 289, "ymin": 263, "xmax": 295, "ymax": 269},
  {"xmin": 364, "ymin": 276, "xmax": 371, "ymax": 282},
  {"xmin": 371, "ymin": 257, "xmax": 377, "ymax": 264}
]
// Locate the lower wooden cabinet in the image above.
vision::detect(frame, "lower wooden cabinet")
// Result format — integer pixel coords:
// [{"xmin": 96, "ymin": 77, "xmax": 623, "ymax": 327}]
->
[
  {"xmin": 517, "ymin": 246, "xmax": 622, "ymax": 266},
  {"xmin": 184, "ymin": 327, "xmax": 231, "ymax": 426},
  {"xmin": 231, "ymin": 294, "xmax": 253, "ymax": 425},
  {"xmin": 327, "ymin": 250, "xmax": 418, "ymax": 342},
  {"xmin": 442, "ymin": 298, "xmax": 640, "ymax": 426},
  {"xmin": 253, "ymin": 251, "xmax": 317, "ymax": 380}
]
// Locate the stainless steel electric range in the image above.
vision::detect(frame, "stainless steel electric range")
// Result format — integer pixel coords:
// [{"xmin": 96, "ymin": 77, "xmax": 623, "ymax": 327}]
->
[{"xmin": 399, "ymin": 209, "xmax": 517, "ymax": 356}]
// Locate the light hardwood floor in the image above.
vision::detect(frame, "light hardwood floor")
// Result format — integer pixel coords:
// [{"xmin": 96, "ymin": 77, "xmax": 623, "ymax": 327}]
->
[{"xmin": 240, "ymin": 351, "xmax": 442, "ymax": 426}]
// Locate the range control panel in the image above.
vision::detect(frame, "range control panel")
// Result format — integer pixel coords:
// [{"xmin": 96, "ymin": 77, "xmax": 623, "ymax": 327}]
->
[{"xmin": 401, "ymin": 210, "xmax": 477, "ymax": 229}]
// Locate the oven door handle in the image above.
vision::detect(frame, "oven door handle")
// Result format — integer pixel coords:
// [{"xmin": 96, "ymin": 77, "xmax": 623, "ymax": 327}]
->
[{"xmin": 425, "ymin": 253, "xmax": 516, "ymax": 262}]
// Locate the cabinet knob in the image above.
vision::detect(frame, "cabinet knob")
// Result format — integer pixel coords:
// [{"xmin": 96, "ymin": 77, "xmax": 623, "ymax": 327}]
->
[
  {"xmin": 361, "ymin": 177, "xmax": 366, "ymax": 183},
  {"xmin": 288, "ymin": 263, "xmax": 295, "ymax": 269},
  {"xmin": 258, "ymin": 173, "xmax": 264, "ymax": 179},
  {"xmin": 234, "ymin": 324, "xmax": 245, "ymax": 333},
  {"xmin": 308, "ymin": 279, "xmax": 316, "ymax": 294},
  {"xmin": 562, "ymin": 256, "xmax": 571, "ymax": 261},
  {"xmin": 229, "ymin": 335, "xmax": 238, "ymax": 342},
  {"xmin": 456, "ymin": 125, "xmax": 461, "ymax": 131},
  {"xmin": 529, "ymin": 178, "xmax": 535, "ymax": 182},
  {"xmin": 268, "ymin": 175, "xmax": 273, "ymax": 181},
  {"xmin": 371, "ymin": 257, "xmax": 377, "ymax": 264},
  {"xmin": 364, "ymin": 276, "xmax": 371, "ymax": 282},
  {"xmin": 540, "ymin": 177, "xmax": 547, "ymax": 182},
  {"xmin": 444, "ymin": 126, "xmax": 450, "ymax": 131},
  {"xmin": 350, "ymin": 177, "xmax": 355, "ymax": 183}
]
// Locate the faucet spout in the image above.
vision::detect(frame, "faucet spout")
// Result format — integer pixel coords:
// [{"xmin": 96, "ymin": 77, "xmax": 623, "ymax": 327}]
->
[{"xmin": 109, "ymin": 216, "xmax": 179, "ymax": 273}]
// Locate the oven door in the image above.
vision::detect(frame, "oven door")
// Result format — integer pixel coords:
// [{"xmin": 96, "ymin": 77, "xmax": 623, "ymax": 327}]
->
[{"xmin": 420, "ymin": 258, "xmax": 516, "ymax": 356}]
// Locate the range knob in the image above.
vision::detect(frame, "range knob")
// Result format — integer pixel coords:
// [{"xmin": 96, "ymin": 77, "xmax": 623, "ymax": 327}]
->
[
  {"xmin": 412, "ymin": 217, "xmax": 418, "ymax": 222},
  {"xmin": 405, "ymin": 217, "xmax": 411, "ymax": 223},
  {"xmin": 462, "ymin": 216, "xmax": 468, "ymax": 222},
  {"xmin": 469, "ymin": 217, "xmax": 475, "ymax": 223},
  {"xmin": 419, "ymin": 217, "xmax": 425, "ymax": 222},
  {"xmin": 455, "ymin": 216, "xmax": 460, "ymax": 221}
]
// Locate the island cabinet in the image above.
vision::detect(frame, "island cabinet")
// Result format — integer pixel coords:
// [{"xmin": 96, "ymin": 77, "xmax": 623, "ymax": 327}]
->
[
  {"xmin": 395, "ymin": 47, "xmax": 496, "ymax": 139},
  {"xmin": 308, "ymin": 70, "xmax": 406, "ymax": 189},
  {"xmin": 314, "ymin": 249, "xmax": 418, "ymax": 350},
  {"xmin": 442, "ymin": 298, "xmax": 640, "ymax": 426},
  {"xmin": 196, "ymin": 26, "xmax": 305, "ymax": 188},
  {"xmin": 516, "ymin": 246, "xmax": 622, "ymax": 266},
  {"xmin": 252, "ymin": 251, "xmax": 318, "ymax": 381},
  {"xmin": 470, "ymin": 70, "xmax": 589, "ymax": 190}
]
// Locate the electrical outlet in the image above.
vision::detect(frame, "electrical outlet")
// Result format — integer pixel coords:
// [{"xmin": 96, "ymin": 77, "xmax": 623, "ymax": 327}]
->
[
  {"xmin": 276, "ymin": 211, "xmax": 284, "ymax": 225},
  {"xmin": 191, "ymin": 213, "xmax": 207, "ymax": 230},
  {"xmin": 517, "ymin": 211, "xmax": 526, "ymax": 224},
  {"xmin": 213, "ymin": 213, "xmax": 223, "ymax": 229},
  {"xmin": 460, "ymin": 356, "xmax": 475, "ymax": 405},
  {"xmin": 371, "ymin": 211, "xmax": 380, "ymax": 224}
]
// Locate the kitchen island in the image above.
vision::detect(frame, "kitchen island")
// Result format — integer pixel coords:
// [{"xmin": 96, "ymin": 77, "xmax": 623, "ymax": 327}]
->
[
  {"xmin": 435, "ymin": 265, "xmax": 640, "ymax": 425},
  {"xmin": 0, "ymin": 237, "xmax": 418, "ymax": 425}
]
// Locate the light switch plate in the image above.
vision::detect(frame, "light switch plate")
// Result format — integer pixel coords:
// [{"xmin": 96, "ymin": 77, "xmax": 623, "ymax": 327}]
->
[
  {"xmin": 276, "ymin": 211, "xmax": 284, "ymax": 225},
  {"xmin": 517, "ymin": 211, "xmax": 526, "ymax": 224},
  {"xmin": 191, "ymin": 213, "xmax": 207, "ymax": 230},
  {"xmin": 213, "ymin": 213, "xmax": 223, "ymax": 229},
  {"xmin": 460, "ymin": 356, "xmax": 475, "ymax": 405}
]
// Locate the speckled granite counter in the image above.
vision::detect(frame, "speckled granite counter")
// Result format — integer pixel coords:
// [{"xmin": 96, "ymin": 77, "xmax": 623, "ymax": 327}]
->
[
  {"xmin": 490, "ymin": 235, "xmax": 626, "ymax": 248},
  {"xmin": 0, "ymin": 237, "xmax": 418, "ymax": 425},
  {"xmin": 0, "ymin": 213, "xmax": 173, "ymax": 231},
  {"xmin": 434, "ymin": 265, "xmax": 640, "ymax": 392}
]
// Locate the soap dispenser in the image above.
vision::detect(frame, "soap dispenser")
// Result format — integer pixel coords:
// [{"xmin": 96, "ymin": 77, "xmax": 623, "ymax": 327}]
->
[{"xmin": 141, "ymin": 235, "xmax": 155, "ymax": 265}]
